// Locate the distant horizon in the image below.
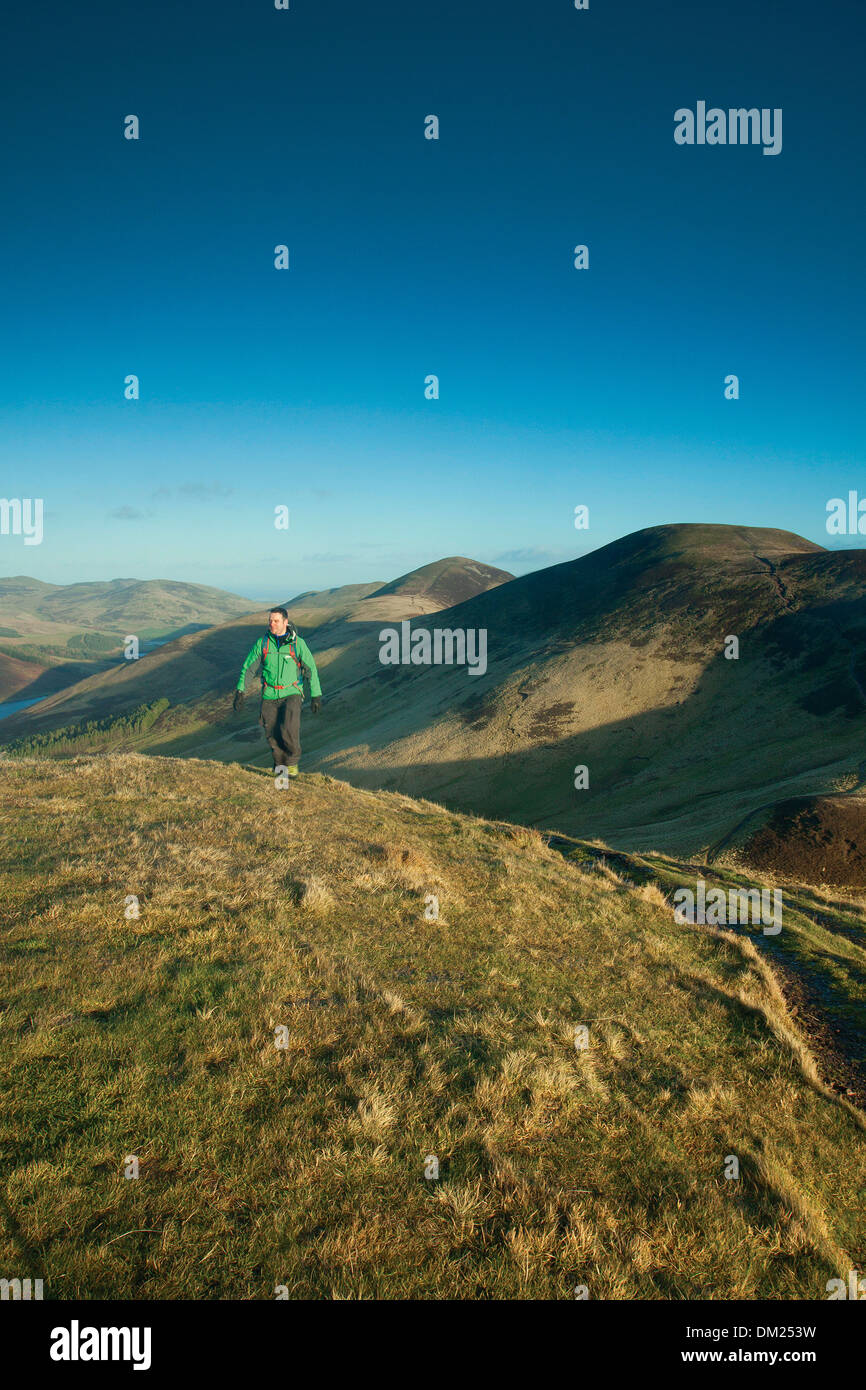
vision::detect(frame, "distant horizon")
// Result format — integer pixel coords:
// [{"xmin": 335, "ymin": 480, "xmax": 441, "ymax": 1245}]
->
[{"xmin": 3, "ymin": 514, "xmax": 864, "ymax": 603}]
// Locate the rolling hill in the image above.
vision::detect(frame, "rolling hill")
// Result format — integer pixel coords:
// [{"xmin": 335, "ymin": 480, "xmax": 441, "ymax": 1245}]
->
[
  {"xmin": 0, "ymin": 575, "xmax": 259, "ymax": 631},
  {"xmin": 369, "ymin": 556, "xmax": 515, "ymax": 609},
  {"xmin": 295, "ymin": 523, "xmax": 866, "ymax": 859},
  {"xmin": 0, "ymin": 576, "xmax": 260, "ymax": 704},
  {"xmin": 0, "ymin": 753, "xmax": 862, "ymax": 1298},
  {"xmin": 4, "ymin": 525, "xmax": 865, "ymax": 873},
  {"xmin": 0, "ymin": 557, "xmax": 514, "ymax": 736}
]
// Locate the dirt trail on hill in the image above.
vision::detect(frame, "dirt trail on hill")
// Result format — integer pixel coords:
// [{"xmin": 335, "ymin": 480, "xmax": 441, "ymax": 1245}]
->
[{"xmin": 544, "ymin": 833, "xmax": 866, "ymax": 1116}]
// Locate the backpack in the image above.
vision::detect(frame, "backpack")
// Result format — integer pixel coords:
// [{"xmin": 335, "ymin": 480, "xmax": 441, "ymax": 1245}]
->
[{"xmin": 261, "ymin": 629, "xmax": 308, "ymax": 691}]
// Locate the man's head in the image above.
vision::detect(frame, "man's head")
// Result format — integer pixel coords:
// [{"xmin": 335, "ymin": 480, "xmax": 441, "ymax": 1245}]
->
[{"xmin": 268, "ymin": 607, "xmax": 290, "ymax": 635}]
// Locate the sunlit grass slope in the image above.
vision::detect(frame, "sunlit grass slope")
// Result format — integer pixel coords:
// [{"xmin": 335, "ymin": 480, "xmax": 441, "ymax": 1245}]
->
[{"xmin": 0, "ymin": 755, "xmax": 863, "ymax": 1299}]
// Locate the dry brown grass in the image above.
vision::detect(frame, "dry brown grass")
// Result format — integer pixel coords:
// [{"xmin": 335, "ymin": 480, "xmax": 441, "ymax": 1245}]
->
[{"xmin": 0, "ymin": 753, "xmax": 863, "ymax": 1300}]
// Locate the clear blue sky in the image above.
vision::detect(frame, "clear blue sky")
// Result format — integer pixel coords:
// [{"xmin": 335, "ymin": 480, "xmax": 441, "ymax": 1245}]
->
[{"xmin": 1, "ymin": 0, "xmax": 863, "ymax": 600}]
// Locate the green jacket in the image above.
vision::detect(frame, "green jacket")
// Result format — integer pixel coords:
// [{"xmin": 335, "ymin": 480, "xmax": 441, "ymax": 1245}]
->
[{"xmin": 236, "ymin": 631, "xmax": 322, "ymax": 701}]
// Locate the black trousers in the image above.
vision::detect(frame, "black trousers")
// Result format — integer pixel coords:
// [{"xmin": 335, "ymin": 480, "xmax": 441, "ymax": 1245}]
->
[{"xmin": 260, "ymin": 694, "xmax": 302, "ymax": 765}]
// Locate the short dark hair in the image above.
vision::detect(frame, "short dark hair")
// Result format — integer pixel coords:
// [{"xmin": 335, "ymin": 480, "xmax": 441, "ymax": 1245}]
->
[{"xmin": 269, "ymin": 607, "xmax": 289, "ymax": 620}]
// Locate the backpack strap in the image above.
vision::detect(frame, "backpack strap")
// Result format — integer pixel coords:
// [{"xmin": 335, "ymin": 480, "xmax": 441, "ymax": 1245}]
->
[{"xmin": 262, "ymin": 631, "xmax": 285, "ymax": 689}]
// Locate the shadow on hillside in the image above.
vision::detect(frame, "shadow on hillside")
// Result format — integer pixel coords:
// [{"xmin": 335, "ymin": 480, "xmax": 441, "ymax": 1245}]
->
[
  {"xmin": 2, "ymin": 660, "xmax": 111, "ymax": 703},
  {"xmin": 119, "ymin": 601, "xmax": 866, "ymax": 858},
  {"xmin": 5, "ymin": 584, "xmax": 866, "ymax": 859},
  {"xmin": 0, "ymin": 615, "xmax": 267, "ymax": 738},
  {"xmin": 303, "ymin": 601, "xmax": 866, "ymax": 834}
]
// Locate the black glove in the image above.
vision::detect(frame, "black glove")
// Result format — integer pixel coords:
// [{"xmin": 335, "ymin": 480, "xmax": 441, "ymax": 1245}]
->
[
  {"xmin": 310, "ymin": 697, "xmax": 321, "ymax": 714},
  {"xmin": 233, "ymin": 690, "xmax": 245, "ymax": 713}
]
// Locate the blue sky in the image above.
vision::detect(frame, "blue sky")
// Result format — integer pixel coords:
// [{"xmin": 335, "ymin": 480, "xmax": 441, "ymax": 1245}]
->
[{"xmin": 1, "ymin": 0, "xmax": 863, "ymax": 600}]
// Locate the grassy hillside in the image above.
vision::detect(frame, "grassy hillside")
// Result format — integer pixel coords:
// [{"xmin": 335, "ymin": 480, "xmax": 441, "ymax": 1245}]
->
[
  {"xmin": 0, "ymin": 647, "xmax": 46, "ymax": 703},
  {"xmin": 0, "ymin": 576, "xmax": 259, "ymax": 704},
  {"xmin": 0, "ymin": 754, "xmax": 863, "ymax": 1299},
  {"xmin": 5, "ymin": 525, "xmax": 866, "ymax": 870},
  {"xmin": 20, "ymin": 521, "xmax": 862, "ymax": 867},
  {"xmin": 280, "ymin": 558, "xmax": 513, "ymax": 625},
  {"xmin": 0, "ymin": 557, "xmax": 513, "ymax": 739},
  {"xmin": 0, "ymin": 575, "xmax": 258, "ymax": 631},
  {"xmin": 369, "ymin": 556, "xmax": 514, "ymax": 608},
  {"xmin": 291, "ymin": 524, "xmax": 866, "ymax": 857},
  {"xmin": 1, "ymin": 699, "xmax": 170, "ymax": 758}
]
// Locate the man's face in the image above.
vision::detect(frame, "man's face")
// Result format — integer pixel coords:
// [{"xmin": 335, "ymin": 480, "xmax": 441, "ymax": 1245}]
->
[{"xmin": 269, "ymin": 611, "xmax": 288, "ymax": 635}]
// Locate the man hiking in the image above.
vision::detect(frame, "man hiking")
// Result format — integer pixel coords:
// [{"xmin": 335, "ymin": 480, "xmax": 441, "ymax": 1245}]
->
[{"xmin": 233, "ymin": 607, "xmax": 322, "ymax": 777}]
